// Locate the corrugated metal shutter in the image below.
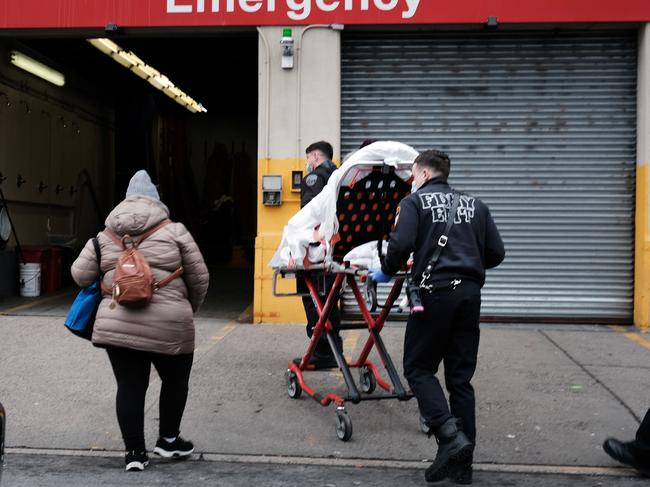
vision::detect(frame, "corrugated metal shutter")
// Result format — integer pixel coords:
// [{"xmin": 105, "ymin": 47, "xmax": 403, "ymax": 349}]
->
[{"xmin": 340, "ymin": 31, "xmax": 637, "ymax": 321}]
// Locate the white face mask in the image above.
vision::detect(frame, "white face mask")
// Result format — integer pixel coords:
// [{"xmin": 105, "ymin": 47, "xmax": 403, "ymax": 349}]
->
[
  {"xmin": 411, "ymin": 181, "xmax": 418, "ymax": 194},
  {"xmin": 306, "ymin": 162, "xmax": 314, "ymax": 173}
]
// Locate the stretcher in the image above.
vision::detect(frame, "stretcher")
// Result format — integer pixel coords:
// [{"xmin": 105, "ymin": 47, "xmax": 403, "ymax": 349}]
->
[{"xmin": 273, "ymin": 161, "xmax": 415, "ymax": 441}]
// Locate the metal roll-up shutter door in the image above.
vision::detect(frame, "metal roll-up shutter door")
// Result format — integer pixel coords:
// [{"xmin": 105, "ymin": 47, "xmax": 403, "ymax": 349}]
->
[{"xmin": 341, "ymin": 31, "xmax": 637, "ymax": 321}]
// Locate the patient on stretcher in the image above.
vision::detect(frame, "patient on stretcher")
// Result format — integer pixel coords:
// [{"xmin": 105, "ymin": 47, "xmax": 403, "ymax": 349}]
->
[{"xmin": 270, "ymin": 141, "xmax": 418, "ymax": 271}]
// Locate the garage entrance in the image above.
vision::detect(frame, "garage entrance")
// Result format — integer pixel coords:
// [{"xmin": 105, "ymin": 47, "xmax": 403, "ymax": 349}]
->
[{"xmin": 0, "ymin": 32, "xmax": 258, "ymax": 320}]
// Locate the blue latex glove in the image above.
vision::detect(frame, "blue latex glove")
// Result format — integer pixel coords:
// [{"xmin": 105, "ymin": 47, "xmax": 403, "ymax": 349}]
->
[{"xmin": 369, "ymin": 268, "xmax": 391, "ymax": 283}]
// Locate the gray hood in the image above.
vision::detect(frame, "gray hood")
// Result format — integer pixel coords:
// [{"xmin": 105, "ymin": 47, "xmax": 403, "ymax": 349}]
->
[{"xmin": 105, "ymin": 195, "xmax": 169, "ymax": 237}]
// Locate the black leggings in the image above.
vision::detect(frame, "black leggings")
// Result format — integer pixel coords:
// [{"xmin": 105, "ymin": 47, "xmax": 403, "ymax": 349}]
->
[{"xmin": 106, "ymin": 347, "xmax": 194, "ymax": 452}]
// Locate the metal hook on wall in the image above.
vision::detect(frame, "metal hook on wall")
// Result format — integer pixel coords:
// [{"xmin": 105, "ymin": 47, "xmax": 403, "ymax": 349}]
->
[
  {"xmin": 18, "ymin": 100, "xmax": 30, "ymax": 114},
  {"xmin": 57, "ymin": 115, "xmax": 67, "ymax": 128}
]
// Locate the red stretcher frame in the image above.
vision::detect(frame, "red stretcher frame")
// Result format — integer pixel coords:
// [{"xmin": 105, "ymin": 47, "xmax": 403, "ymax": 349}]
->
[
  {"xmin": 275, "ymin": 264, "xmax": 413, "ymax": 442},
  {"xmin": 274, "ymin": 162, "xmax": 415, "ymax": 441}
]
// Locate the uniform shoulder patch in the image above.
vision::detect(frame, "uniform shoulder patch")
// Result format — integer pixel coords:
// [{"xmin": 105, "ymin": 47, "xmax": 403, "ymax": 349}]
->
[{"xmin": 305, "ymin": 174, "xmax": 318, "ymax": 187}]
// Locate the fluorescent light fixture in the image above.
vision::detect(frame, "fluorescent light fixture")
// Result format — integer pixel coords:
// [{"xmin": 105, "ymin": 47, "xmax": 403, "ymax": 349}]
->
[
  {"xmin": 163, "ymin": 85, "xmax": 184, "ymax": 99},
  {"xmin": 131, "ymin": 62, "xmax": 159, "ymax": 80},
  {"xmin": 88, "ymin": 38, "xmax": 119, "ymax": 55},
  {"xmin": 10, "ymin": 51, "xmax": 65, "ymax": 87},
  {"xmin": 87, "ymin": 38, "xmax": 206, "ymax": 114},
  {"xmin": 148, "ymin": 75, "xmax": 171, "ymax": 90},
  {"xmin": 115, "ymin": 50, "xmax": 140, "ymax": 68}
]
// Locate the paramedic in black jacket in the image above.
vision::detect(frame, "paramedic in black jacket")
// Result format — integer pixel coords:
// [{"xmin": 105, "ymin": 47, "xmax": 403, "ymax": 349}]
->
[
  {"xmin": 370, "ymin": 150, "xmax": 505, "ymax": 484},
  {"xmin": 299, "ymin": 141, "xmax": 341, "ymax": 368}
]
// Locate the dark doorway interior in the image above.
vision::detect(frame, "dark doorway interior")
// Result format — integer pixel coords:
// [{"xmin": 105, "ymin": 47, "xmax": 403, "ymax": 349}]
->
[{"xmin": 17, "ymin": 34, "xmax": 258, "ymax": 319}]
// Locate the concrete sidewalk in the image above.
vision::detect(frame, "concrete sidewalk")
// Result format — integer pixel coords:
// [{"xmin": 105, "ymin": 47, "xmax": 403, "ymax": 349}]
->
[{"xmin": 0, "ymin": 310, "xmax": 648, "ymax": 476}]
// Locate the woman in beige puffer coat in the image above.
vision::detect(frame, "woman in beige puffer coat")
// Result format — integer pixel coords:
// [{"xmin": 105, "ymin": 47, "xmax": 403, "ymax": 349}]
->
[{"xmin": 71, "ymin": 170, "xmax": 209, "ymax": 471}]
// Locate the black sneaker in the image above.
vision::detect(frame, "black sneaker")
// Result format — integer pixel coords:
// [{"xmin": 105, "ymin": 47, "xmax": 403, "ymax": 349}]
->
[
  {"xmin": 153, "ymin": 436, "xmax": 194, "ymax": 459},
  {"xmin": 125, "ymin": 450, "xmax": 149, "ymax": 472}
]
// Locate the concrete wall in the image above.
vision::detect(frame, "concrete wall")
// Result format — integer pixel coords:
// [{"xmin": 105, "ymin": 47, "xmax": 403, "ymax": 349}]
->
[
  {"xmin": 0, "ymin": 42, "xmax": 114, "ymax": 252},
  {"xmin": 635, "ymin": 23, "xmax": 650, "ymax": 328},
  {"xmin": 255, "ymin": 26, "xmax": 341, "ymax": 323}
]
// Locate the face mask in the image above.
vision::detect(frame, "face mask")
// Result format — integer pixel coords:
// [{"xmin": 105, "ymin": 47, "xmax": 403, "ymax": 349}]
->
[
  {"xmin": 411, "ymin": 181, "xmax": 418, "ymax": 194},
  {"xmin": 306, "ymin": 162, "xmax": 314, "ymax": 173}
]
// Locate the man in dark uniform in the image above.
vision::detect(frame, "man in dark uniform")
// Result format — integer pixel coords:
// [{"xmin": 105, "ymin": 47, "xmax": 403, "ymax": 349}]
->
[
  {"xmin": 299, "ymin": 141, "xmax": 341, "ymax": 368},
  {"xmin": 603, "ymin": 410, "xmax": 650, "ymax": 476},
  {"xmin": 370, "ymin": 150, "xmax": 505, "ymax": 484}
]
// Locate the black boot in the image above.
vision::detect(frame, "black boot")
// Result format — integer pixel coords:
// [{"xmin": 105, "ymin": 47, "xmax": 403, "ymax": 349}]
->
[
  {"xmin": 425, "ymin": 418, "xmax": 474, "ymax": 483},
  {"xmin": 449, "ymin": 452, "xmax": 473, "ymax": 485},
  {"xmin": 308, "ymin": 337, "xmax": 340, "ymax": 369},
  {"xmin": 603, "ymin": 438, "xmax": 650, "ymax": 477}
]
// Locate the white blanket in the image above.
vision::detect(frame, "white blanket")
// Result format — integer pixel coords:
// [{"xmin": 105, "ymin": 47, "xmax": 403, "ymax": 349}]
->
[{"xmin": 269, "ymin": 141, "xmax": 418, "ymax": 269}]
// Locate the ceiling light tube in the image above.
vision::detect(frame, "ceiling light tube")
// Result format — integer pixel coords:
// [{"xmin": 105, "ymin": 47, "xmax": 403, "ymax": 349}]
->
[
  {"xmin": 149, "ymin": 75, "xmax": 171, "ymax": 90},
  {"xmin": 163, "ymin": 85, "xmax": 184, "ymax": 99},
  {"xmin": 115, "ymin": 50, "xmax": 140, "ymax": 68},
  {"xmin": 87, "ymin": 38, "xmax": 206, "ymax": 114},
  {"xmin": 131, "ymin": 63, "xmax": 159, "ymax": 80},
  {"xmin": 88, "ymin": 38, "xmax": 119, "ymax": 55},
  {"xmin": 10, "ymin": 51, "xmax": 65, "ymax": 87}
]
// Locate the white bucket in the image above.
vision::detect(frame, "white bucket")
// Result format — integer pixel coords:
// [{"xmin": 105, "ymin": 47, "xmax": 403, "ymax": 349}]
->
[{"xmin": 19, "ymin": 263, "xmax": 41, "ymax": 297}]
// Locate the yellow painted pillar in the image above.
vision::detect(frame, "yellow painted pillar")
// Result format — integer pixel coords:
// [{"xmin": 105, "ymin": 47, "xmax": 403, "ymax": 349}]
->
[
  {"xmin": 254, "ymin": 26, "xmax": 341, "ymax": 324},
  {"xmin": 635, "ymin": 24, "xmax": 650, "ymax": 329},
  {"xmin": 254, "ymin": 158, "xmax": 306, "ymax": 324}
]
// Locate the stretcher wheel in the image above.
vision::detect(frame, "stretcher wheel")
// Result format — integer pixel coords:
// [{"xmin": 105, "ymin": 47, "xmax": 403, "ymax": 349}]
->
[
  {"xmin": 419, "ymin": 415, "xmax": 431, "ymax": 435},
  {"xmin": 335, "ymin": 409, "xmax": 353, "ymax": 442},
  {"xmin": 286, "ymin": 370, "xmax": 302, "ymax": 399},
  {"xmin": 359, "ymin": 366, "xmax": 377, "ymax": 394},
  {"xmin": 364, "ymin": 281, "xmax": 378, "ymax": 313}
]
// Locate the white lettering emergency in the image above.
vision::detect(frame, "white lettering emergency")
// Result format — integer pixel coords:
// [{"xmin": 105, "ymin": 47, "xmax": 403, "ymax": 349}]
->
[
  {"xmin": 316, "ymin": 0, "xmax": 340, "ymax": 12},
  {"xmin": 165, "ymin": 0, "xmax": 421, "ymax": 19},
  {"xmin": 240, "ymin": 0, "xmax": 264, "ymax": 12},
  {"xmin": 167, "ymin": 0, "xmax": 193, "ymax": 13},
  {"xmin": 344, "ymin": 0, "xmax": 370, "ymax": 10},
  {"xmin": 286, "ymin": 0, "xmax": 311, "ymax": 19},
  {"xmin": 402, "ymin": 0, "xmax": 420, "ymax": 18},
  {"xmin": 212, "ymin": 0, "xmax": 235, "ymax": 12},
  {"xmin": 419, "ymin": 192, "xmax": 475, "ymax": 224},
  {"xmin": 373, "ymin": 0, "xmax": 398, "ymax": 11}
]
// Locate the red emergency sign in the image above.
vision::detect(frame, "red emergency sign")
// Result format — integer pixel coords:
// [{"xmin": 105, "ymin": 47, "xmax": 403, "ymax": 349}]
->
[{"xmin": 1, "ymin": 0, "xmax": 649, "ymax": 29}]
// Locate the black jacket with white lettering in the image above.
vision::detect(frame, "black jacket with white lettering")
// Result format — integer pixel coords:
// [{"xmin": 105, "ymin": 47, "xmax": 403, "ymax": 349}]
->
[
  {"xmin": 300, "ymin": 160, "xmax": 337, "ymax": 208},
  {"xmin": 382, "ymin": 177, "xmax": 505, "ymax": 286}
]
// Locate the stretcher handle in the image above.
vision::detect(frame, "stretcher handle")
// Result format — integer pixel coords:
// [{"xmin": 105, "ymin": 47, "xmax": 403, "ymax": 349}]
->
[{"xmin": 272, "ymin": 269, "xmax": 310, "ymax": 297}]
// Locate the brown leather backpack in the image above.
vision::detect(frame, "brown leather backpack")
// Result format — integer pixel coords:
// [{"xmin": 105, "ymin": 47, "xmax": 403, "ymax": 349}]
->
[{"xmin": 103, "ymin": 219, "xmax": 184, "ymax": 308}]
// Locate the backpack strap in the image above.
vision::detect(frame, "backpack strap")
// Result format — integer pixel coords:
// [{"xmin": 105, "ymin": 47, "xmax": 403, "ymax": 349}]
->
[
  {"xmin": 103, "ymin": 219, "xmax": 172, "ymax": 249},
  {"xmin": 133, "ymin": 219, "xmax": 173, "ymax": 247},
  {"xmin": 155, "ymin": 266, "xmax": 184, "ymax": 290}
]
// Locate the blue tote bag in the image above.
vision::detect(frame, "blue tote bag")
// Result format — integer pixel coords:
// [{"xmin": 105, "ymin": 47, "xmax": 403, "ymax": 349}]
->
[{"xmin": 64, "ymin": 238, "xmax": 102, "ymax": 340}]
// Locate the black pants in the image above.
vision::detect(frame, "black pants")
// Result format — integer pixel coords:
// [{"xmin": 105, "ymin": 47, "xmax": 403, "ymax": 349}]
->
[
  {"xmin": 106, "ymin": 347, "xmax": 194, "ymax": 452},
  {"xmin": 637, "ymin": 408, "xmax": 650, "ymax": 449},
  {"xmin": 298, "ymin": 273, "xmax": 341, "ymax": 339},
  {"xmin": 403, "ymin": 281, "xmax": 481, "ymax": 443}
]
